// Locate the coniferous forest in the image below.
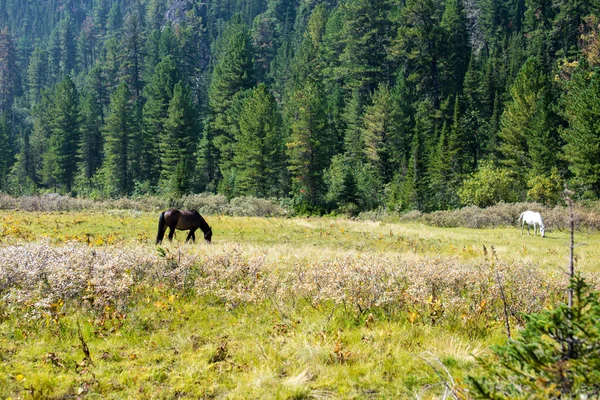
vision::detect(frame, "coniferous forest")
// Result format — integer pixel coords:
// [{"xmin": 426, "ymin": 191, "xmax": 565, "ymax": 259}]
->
[{"xmin": 1, "ymin": 0, "xmax": 600, "ymax": 213}]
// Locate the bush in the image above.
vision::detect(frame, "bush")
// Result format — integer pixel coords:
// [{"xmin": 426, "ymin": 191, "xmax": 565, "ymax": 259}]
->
[
  {"xmin": 0, "ymin": 193, "xmax": 289, "ymax": 217},
  {"xmin": 182, "ymin": 194, "xmax": 230, "ymax": 215},
  {"xmin": 229, "ymin": 196, "xmax": 287, "ymax": 217},
  {"xmin": 458, "ymin": 162, "xmax": 521, "ymax": 207}
]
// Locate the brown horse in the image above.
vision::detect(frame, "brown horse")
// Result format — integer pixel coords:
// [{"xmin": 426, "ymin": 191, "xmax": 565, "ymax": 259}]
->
[{"xmin": 156, "ymin": 209, "xmax": 212, "ymax": 244}]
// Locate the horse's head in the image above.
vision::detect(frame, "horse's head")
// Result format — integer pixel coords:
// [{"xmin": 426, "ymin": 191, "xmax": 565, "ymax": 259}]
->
[
  {"xmin": 540, "ymin": 225, "xmax": 545, "ymax": 238},
  {"xmin": 204, "ymin": 227, "xmax": 213, "ymax": 243}
]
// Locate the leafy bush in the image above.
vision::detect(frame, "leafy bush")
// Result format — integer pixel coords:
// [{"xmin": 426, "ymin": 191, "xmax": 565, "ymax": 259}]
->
[
  {"xmin": 469, "ymin": 275, "xmax": 600, "ymax": 398},
  {"xmin": 458, "ymin": 162, "xmax": 521, "ymax": 207}
]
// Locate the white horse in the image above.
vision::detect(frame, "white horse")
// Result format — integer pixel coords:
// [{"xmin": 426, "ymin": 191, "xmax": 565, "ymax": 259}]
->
[{"xmin": 518, "ymin": 211, "xmax": 545, "ymax": 237}]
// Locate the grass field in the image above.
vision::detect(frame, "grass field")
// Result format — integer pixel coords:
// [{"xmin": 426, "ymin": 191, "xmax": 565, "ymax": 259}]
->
[{"xmin": 1, "ymin": 210, "xmax": 599, "ymax": 399}]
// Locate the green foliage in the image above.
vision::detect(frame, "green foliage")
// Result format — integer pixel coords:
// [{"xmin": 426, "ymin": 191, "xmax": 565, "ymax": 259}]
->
[
  {"xmin": 2, "ymin": 0, "xmax": 600, "ymax": 211},
  {"xmin": 233, "ymin": 83, "xmax": 284, "ymax": 198},
  {"xmin": 526, "ymin": 168, "xmax": 563, "ymax": 205},
  {"xmin": 286, "ymin": 81, "xmax": 332, "ymax": 209},
  {"xmin": 160, "ymin": 82, "xmax": 199, "ymax": 196},
  {"xmin": 560, "ymin": 65, "xmax": 600, "ymax": 197},
  {"xmin": 469, "ymin": 275, "xmax": 600, "ymax": 399},
  {"xmin": 42, "ymin": 76, "xmax": 80, "ymax": 192},
  {"xmin": 498, "ymin": 57, "xmax": 560, "ymax": 184},
  {"xmin": 101, "ymin": 83, "xmax": 134, "ymax": 197},
  {"xmin": 458, "ymin": 161, "xmax": 520, "ymax": 207}
]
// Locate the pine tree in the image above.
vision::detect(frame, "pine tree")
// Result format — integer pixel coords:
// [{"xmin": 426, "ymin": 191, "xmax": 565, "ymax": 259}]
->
[
  {"xmin": 58, "ymin": 13, "xmax": 77, "ymax": 77},
  {"xmin": 361, "ymin": 83, "xmax": 401, "ymax": 187},
  {"xmin": 441, "ymin": 0, "xmax": 470, "ymax": 97},
  {"xmin": 121, "ymin": 11, "xmax": 145, "ymax": 99},
  {"xmin": 142, "ymin": 55, "xmax": 180, "ymax": 187},
  {"xmin": 160, "ymin": 82, "xmax": 199, "ymax": 196},
  {"xmin": 101, "ymin": 83, "xmax": 134, "ymax": 197},
  {"xmin": 234, "ymin": 83, "xmax": 284, "ymax": 197},
  {"xmin": 30, "ymin": 90, "xmax": 54, "ymax": 185},
  {"xmin": 0, "ymin": 112, "xmax": 14, "ymax": 190},
  {"xmin": 561, "ymin": 65, "xmax": 600, "ymax": 197},
  {"xmin": 336, "ymin": 0, "xmax": 393, "ymax": 95},
  {"xmin": 78, "ymin": 90, "xmax": 103, "ymax": 184},
  {"xmin": 252, "ymin": 10, "xmax": 280, "ymax": 82},
  {"xmin": 402, "ymin": 129, "xmax": 428, "ymax": 210},
  {"xmin": 0, "ymin": 27, "xmax": 18, "ymax": 114},
  {"xmin": 286, "ymin": 81, "xmax": 331, "ymax": 208},
  {"xmin": 427, "ymin": 122, "xmax": 452, "ymax": 209},
  {"xmin": 47, "ymin": 27, "xmax": 61, "ymax": 84},
  {"xmin": 394, "ymin": 0, "xmax": 445, "ymax": 108},
  {"xmin": 8, "ymin": 129, "xmax": 36, "ymax": 195},
  {"xmin": 106, "ymin": 2, "xmax": 123, "ymax": 38},
  {"xmin": 27, "ymin": 45, "xmax": 48, "ymax": 105},
  {"xmin": 42, "ymin": 75, "xmax": 80, "ymax": 191},
  {"xmin": 498, "ymin": 57, "xmax": 557, "ymax": 184},
  {"xmin": 208, "ymin": 19, "xmax": 254, "ymax": 190},
  {"xmin": 319, "ymin": 8, "xmax": 345, "ymax": 88},
  {"xmin": 147, "ymin": 0, "xmax": 167, "ymax": 31},
  {"xmin": 343, "ymin": 89, "xmax": 365, "ymax": 161}
]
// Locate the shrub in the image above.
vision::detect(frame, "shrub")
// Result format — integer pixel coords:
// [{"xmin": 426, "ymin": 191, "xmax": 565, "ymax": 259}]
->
[
  {"xmin": 458, "ymin": 162, "xmax": 521, "ymax": 208},
  {"xmin": 182, "ymin": 193, "xmax": 230, "ymax": 214},
  {"xmin": 469, "ymin": 275, "xmax": 600, "ymax": 398},
  {"xmin": 228, "ymin": 196, "xmax": 287, "ymax": 217}
]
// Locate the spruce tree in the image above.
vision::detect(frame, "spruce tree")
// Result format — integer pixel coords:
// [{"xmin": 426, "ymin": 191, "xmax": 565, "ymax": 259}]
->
[
  {"xmin": 208, "ymin": 18, "xmax": 254, "ymax": 191},
  {"xmin": 101, "ymin": 83, "xmax": 134, "ymax": 197},
  {"xmin": 121, "ymin": 12, "xmax": 145, "ymax": 99},
  {"xmin": 234, "ymin": 83, "xmax": 284, "ymax": 198},
  {"xmin": 78, "ymin": 91, "xmax": 104, "ymax": 184},
  {"xmin": 561, "ymin": 65, "xmax": 600, "ymax": 197},
  {"xmin": 160, "ymin": 82, "xmax": 199, "ymax": 196},
  {"xmin": 142, "ymin": 55, "xmax": 180, "ymax": 187},
  {"xmin": 441, "ymin": 0, "xmax": 470, "ymax": 96},
  {"xmin": 498, "ymin": 57, "xmax": 557, "ymax": 185},
  {"xmin": 42, "ymin": 75, "xmax": 80, "ymax": 191},
  {"xmin": 286, "ymin": 82, "xmax": 331, "ymax": 209},
  {"xmin": 26, "ymin": 45, "xmax": 48, "ymax": 106},
  {"xmin": 0, "ymin": 27, "xmax": 18, "ymax": 114},
  {"xmin": 361, "ymin": 83, "xmax": 401, "ymax": 187}
]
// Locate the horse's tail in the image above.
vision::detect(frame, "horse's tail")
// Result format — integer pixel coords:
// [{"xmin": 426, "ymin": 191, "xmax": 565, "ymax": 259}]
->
[
  {"xmin": 156, "ymin": 211, "xmax": 166, "ymax": 244},
  {"xmin": 517, "ymin": 212, "xmax": 524, "ymax": 224}
]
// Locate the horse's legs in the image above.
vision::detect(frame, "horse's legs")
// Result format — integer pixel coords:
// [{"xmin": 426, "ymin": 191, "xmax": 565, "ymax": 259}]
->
[
  {"xmin": 186, "ymin": 228, "xmax": 197, "ymax": 243},
  {"xmin": 168, "ymin": 227, "xmax": 175, "ymax": 241},
  {"xmin": 157, "ymin": 226, "xmax": 166, "ymax": 244}
]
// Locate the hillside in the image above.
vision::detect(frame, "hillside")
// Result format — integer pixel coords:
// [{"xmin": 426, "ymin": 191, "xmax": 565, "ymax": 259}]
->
[{"xmin": 0, "ymin": 0, "xmax": 599, "ymax": 212}]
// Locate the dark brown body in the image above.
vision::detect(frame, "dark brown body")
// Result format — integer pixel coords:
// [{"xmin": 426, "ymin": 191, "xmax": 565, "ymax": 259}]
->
[{"xmin": 156, "ymin": 209, "xmax": 212, "ymax": 244}]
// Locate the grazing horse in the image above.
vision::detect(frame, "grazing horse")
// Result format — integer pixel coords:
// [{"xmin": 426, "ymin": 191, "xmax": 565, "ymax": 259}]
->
[
  {"xmin": 518, "ymin": 210, "xmax": 545, "ymax": 238},
  {"xmin": 156, "ymin": 209, "xmax": 212, "ymax": 244}
]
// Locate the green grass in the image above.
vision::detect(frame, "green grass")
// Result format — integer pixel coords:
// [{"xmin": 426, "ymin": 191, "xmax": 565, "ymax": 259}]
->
[
  {"xmin": 0, "ymin": 291, "xmax": 500, "ymax": 399},
  {"xmin": 2, "ymin": 210, "xmax": 599, "ymax": 272},
  {"xmin": 1, "ymin": 210, "xmax": 599, "ymax": 398}
]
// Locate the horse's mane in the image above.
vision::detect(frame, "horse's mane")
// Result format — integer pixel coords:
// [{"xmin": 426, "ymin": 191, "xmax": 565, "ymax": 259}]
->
[{"xmin": 192, "ymin": 210, "xmax": 211, "ymax": 231}]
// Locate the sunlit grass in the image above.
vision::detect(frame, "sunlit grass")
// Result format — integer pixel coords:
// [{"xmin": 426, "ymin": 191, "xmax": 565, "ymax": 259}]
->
[
  {"xmin": 1, "ymin": 209, "xmax": 599, "ymax": 398},
  {"xmin": 1, "ymin": 210, "xmax": 599, "ymax": 272}
]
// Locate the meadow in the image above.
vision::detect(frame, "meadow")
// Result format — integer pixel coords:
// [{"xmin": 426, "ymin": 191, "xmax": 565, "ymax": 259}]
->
[{"xmin": 1, "ymin": 208, "xmax": 599, "ymax": 399}]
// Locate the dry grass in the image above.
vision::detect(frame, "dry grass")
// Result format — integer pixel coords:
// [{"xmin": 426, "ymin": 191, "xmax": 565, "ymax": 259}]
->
[{"xmin": 1, "ymin": 207, "xmax": 599, "ymax": 398}]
